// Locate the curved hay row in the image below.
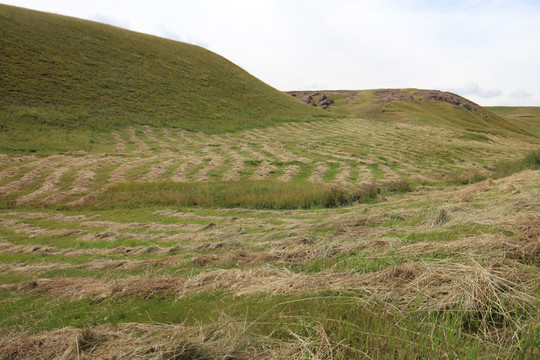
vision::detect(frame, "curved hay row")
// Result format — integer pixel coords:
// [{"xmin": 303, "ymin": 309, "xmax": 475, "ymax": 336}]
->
[
  {"xmin": 143, "ymin": 125, "xmax": 175, "ymax": 156},
  {"xmin": 15, "ymin": 156, "xmax": 106, "ymax": 205},
  {"xmin": 139, "ymin": 158, "xmax": 178, "ymax": 182},
  {"xmin": 170, "ymin": 158, "xmax": 203, "ymax": 182},
  {"xmin": 112, "ymin": 132, "xmax": 127, "ymax": 154},
  {"xmin": 307, "ymin": 162, "xmax": 330, "ymax": 185},
  {"xmin": 278, "ymin": 164, "xmax": 301, "ymax": 182},
  {"xmin": 252, "ymin": 161, "xmax": 278, "ymax": 180},
  {"xmin": 0, "ymin": 158, "xmax": 41, "ymax": 183},
  {"xmin": 0, "ymin": 155, "xmax": 70, "ymax": 197},
  {"xmin": 193, "ymin": 149, "xmax": 226, "ymax": 182},
  {"xmin": 128, "ymin": 127, "xmax": 150, "ymax": 154},
  {"xmin": 41, "ymin": 157, "xmax": 126, "ymax": 205}
]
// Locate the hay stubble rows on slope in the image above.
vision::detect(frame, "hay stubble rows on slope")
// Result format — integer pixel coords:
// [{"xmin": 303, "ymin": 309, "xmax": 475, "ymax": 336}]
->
[
  {"xmin": 0, "ymin": 117, "xmax": 535, "ymax": 208},
  {"xmin": 1, "ymin": 4, "xmax": 539, "ymax": 359}
]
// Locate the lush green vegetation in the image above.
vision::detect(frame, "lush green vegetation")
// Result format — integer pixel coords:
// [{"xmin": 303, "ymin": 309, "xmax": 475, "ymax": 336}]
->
[
  {"xmin": 0, "ymin": 5, "xmax": 325, "ymax": 153},
  {"xmin": 80, "ymin": 180, "xmax": 354, "ymax": 209},
  {"xmin": 493, "ymin": 148, "xmax": 540, "ymax": 177},
  {"xmin": 442, "ymin": 148, "xmax": 540, "ymax": 184},
  {"xmin": 70, "ymin": 179, "xmax": 412, "ymax": 210}
]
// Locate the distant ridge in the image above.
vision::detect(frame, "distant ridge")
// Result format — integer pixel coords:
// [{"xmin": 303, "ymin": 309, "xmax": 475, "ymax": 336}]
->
[
  {"xmin": 289, "ymin": 89, "xmax": 526, "ymax": 134},
  {"xmin": 0, "ymin": 5, "xmax": 321, "ymax": 133}
]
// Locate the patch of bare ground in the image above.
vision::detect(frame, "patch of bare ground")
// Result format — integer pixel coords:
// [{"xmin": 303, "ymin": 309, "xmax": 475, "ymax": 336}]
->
[{"xmin": 377, "ymin": 89, "xmax": 414, "ymax": 102}]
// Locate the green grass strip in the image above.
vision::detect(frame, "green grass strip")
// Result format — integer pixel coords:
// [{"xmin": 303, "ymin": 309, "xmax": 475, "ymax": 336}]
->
[{"xmin": 79, "ymin": 180, "xmax": 360, "ymax": 210}]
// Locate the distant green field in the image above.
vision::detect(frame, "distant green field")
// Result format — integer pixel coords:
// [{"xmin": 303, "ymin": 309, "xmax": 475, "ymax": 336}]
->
[{"xmin": 487, "ymin": 106, "xmax": 540, "ymax": 137}]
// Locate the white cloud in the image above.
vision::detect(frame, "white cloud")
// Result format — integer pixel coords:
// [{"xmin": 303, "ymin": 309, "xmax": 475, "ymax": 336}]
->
[
  {"xmin": 2, "ymin": 0, "xmax": 540, "ymax": 105},
  {"xmin": 460, "ymin": 83, "xmax": 503, "ymax": 99},
  {"xmin": 509, "ymin": 90, "xmax": 532, "ymax": 99}
]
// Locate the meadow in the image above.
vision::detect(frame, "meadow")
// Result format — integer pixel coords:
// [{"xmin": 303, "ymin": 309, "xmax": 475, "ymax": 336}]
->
[
  {"xmin": 0, "ymin": 4, "xmax": 539, "ymax": 359},
  {"xmin": 0, "ymin": 115, "xmax": 539, "ymax": 359}
]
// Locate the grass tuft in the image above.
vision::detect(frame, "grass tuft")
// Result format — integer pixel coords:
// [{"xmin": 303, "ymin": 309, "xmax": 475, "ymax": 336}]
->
[
  {"xmin": 78, "ymin": 180, "xmax": 359, "ymax": 210},
  {"xmin": 493, "ymin": 149, "xmax": 540, "ymax": 178}
]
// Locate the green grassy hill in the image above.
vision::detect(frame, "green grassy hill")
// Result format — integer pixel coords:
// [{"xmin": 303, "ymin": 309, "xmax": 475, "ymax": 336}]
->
[
  {"xmin": 488, "ymin": 106, "xmax": 540, "ymax": 137},
  {"xmin": 290, "ymin": 89, "xmax": 527, "ymax": 136},
  {"xmin": 0, "ymin": 5, "xmax": 321, "ymax": 138},
  {"xmin": 1, "ymin": 6, "xmax": 539, "ymax": 358}
]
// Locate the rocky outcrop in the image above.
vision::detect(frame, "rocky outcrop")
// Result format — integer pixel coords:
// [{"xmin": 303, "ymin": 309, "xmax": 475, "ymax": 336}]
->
[
  {"xmin": 289, "ymin": 92, "xmax": 334, "ymax": 110},
  {"xmin": 377, "ymin": 89, "xmax": 489, "ymax": 117},
  {"xmin": 377, "ymin": 89, "xmax": 414, "ymax": 102},
  {"xmin": 417, "ymin": 90, "xmax": 484, "ymax": 115}
]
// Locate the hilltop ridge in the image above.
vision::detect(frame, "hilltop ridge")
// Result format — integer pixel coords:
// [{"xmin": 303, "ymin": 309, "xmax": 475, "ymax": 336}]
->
[
  {"xmin": 289, "ymin": 88, "xmax": 527, "ymax": 135},
  {"xmin": 0, "ymin": 5, "xmax": 321, "ymax": 134}
]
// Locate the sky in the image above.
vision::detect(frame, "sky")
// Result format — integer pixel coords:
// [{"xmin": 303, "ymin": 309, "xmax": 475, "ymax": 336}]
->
[{"xmin": 3, "ymin": 0, "xmax": 540, "ymax": 106}]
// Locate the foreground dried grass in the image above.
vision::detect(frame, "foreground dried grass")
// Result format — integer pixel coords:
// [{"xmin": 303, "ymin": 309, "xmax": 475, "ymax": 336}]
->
[{"xmin": 0, "ymin": 170, "xmax": 538, "ymax": 359}]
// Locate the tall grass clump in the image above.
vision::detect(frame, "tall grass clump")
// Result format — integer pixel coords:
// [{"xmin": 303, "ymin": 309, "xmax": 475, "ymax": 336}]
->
[
  {"xmin": 80, "ymin": 181, "xmax": 358, "ymax": 210},
  {"xmin": 493, "ymin": 149, "xmax": 540, "ymax": 178}
]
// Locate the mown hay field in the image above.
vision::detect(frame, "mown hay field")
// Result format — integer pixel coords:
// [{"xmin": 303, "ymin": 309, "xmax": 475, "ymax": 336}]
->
[{"xmin": 0, "ymin": 117, "xmax": 539, "ymax": 359}]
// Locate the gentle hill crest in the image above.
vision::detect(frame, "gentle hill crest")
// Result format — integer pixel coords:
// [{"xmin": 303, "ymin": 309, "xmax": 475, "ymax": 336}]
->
[
  {"xmin": 0, "ymin": 5, "xmax": 321, "ymax": 133},
  {"xmin": 289, "ymin": 88, "xmax": 527, "ymax": 135}
]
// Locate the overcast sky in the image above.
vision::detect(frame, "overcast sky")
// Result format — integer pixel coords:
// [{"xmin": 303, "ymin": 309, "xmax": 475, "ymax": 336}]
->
[{"xmin": 3, "ymin": 0, "xmax": 540, "ymax": 106}]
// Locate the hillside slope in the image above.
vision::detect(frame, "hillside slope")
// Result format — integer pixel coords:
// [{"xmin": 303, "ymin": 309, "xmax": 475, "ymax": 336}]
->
[
  {"xmin": 290, "ymin": 89, "xmax": 526, "ymax": 135},
  {"xmin": 488, "ymin": 106, "xmax": 540, "ymax": 138},
  {"xmin": 0, "ymin": 5, "xmax": 321, "ymax": 134}
]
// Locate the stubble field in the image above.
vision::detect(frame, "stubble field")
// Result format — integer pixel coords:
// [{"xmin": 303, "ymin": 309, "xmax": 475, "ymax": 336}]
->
[{"xmin": 0, "ymin": 117, "xmax": 538, "ymax": 359}]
